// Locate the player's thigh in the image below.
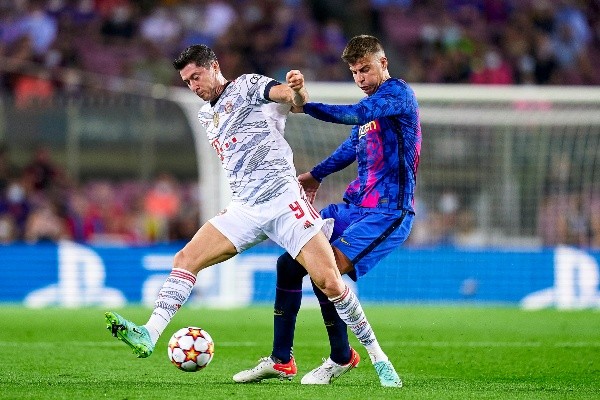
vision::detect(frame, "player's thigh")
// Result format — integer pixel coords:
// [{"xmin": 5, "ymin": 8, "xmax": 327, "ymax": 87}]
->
[
  {"xmin": 333, "ymin": 210, "xmax": 414, "ymax": 280},
  {"xmin": 262, "ymin": 184, "xmax": 325, "ymax": 258},
  {"xmin": 175, "ymin": 222, "xmax": 238, "ymax": 273},
  {"xmin": 177, "ymin": 204, "xmax": 266, "ymax": 273},
  {"xmin": 209, "ymin": 203, "xmax": 267, "ymax": 253},
  {"xmin": 295, "ymin": 231, "xmax": 343, "ymax": 294}
]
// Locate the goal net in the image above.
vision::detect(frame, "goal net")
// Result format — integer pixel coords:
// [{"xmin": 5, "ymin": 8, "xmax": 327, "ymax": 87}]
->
[
  {"xmin": 171, "ymin": 83, "xmax": 600, "ymax": 306},
  {"xmin": 279, "ymin": 83, "xmax": 600, "ymax": 249}
]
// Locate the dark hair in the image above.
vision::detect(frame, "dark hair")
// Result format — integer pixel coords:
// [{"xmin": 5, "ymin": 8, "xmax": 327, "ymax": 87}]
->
[
  {"xmin": 173, "ymin": 44, "xmax": 217, "ymax": 70},
  {"xmin": 341, "ymin": 35, "xmax": 385, "ymax": 64}
]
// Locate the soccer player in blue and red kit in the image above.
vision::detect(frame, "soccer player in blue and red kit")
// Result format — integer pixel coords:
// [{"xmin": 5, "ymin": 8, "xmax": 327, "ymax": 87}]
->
[{"xmin": 234, "ymin": 35, "xmax": 421, "ymax": 387}]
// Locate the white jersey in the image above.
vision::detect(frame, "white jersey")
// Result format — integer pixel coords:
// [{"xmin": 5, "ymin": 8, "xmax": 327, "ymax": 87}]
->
[{"xmin": 198, "ymin": 74, "xmax": 296, "ymax": 206}]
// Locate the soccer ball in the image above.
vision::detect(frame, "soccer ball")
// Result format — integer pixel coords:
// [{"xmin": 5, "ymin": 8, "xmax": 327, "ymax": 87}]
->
[{"xmin": 167, "ymin": 327, "xmax": 214, "ymax": 372}]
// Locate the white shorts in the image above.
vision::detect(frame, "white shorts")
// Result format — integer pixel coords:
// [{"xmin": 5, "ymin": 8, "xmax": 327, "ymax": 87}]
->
[{"xmin": 209, "ymin": 182, "xmax": 326, "ymax": 258}]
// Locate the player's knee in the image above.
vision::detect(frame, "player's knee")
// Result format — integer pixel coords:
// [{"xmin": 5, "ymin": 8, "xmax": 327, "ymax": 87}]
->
[
  {"xmin": 310, "ymin": 279, "xmax": 329, "ymax": 301},
  {"xmin": 173, "ymin": 249, "xmax": 197, "ymax": 273},
  {"xmin": 312, "ymin": 275, "xmax": 344, "ymax": 299}
]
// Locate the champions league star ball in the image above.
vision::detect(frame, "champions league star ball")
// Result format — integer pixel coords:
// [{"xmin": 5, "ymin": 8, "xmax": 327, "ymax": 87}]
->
[{"xmin": 167, "ymin": 327, "xmax": 214, "ymax": 372}]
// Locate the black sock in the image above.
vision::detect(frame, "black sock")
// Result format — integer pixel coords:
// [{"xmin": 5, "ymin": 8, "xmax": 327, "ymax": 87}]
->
[
  {"xmin": 272, "ymin": 252, "xmax": 307, "ymax": 363},
  {"xmin": 312, "ymin": 279, "xmax": 351, "ymax": 365}
]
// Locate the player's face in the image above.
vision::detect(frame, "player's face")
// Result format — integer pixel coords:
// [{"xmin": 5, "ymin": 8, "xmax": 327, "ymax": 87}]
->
[
  {"xmin": 180, "ymin": 62, "xmax": 219, "ymax": 101},
  {"xmin": 348, "ymin": 53, "xmax": 388, "ymax": 96}
]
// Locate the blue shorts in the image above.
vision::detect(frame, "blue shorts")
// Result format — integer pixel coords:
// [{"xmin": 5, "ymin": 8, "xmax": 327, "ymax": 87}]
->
[{"xmin": 321, "ymin": 203, "xmax": 414, "ymax": 281}]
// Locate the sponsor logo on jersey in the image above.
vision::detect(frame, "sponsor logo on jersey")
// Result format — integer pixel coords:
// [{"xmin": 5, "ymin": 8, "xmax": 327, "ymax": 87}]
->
[
  {"xmin": 216, "ymin": 208, "xmax": 228, "ymax": 216},
  {"xmin": 211, "ymin": 138, "xmax": 224, "ymax": 161},
  {"xmin": 340, "ymin": 237, "xmax": 351, "ymax": 246},
  {"xmin": 358, "ymin": 120, "xmax": 379, "ymax": 138},
  {"xmin": 224, "ymin": 136, "xmax": 237, "ymax": 149},
  {"xmin": 211, "ymin": 137, "xmax": 238, "ymax": 160},
  {"xmin": 213, "ymin": 112, "xmax": 219, "ymax": 127}
]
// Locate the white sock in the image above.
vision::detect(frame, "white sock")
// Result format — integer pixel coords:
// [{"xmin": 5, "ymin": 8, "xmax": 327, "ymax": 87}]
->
[
  {"xmin": 144, "ymin": 268, "xmax": 196, "ymax": 345},
  {"xmin": 329, "ymin": 286, "xmax": 389, "ymax": 364}
]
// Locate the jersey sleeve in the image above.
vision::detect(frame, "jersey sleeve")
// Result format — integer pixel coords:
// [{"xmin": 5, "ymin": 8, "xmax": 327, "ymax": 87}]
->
[
  {"xmin": 310, "ymin": 132, "xmax": 356, "ymax": 182},
  {"xmin": 303, "ymin": 79, "xmax": 418, "ymax": 125},
  {"xmin": 242, "ymin": 74, "xmax": 280, "ymax": 104}
]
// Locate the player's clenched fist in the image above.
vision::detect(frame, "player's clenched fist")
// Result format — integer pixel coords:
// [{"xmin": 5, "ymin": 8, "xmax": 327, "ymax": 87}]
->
[{"xmin": 286, "ymin": 70, "xmax": 304, "ymax": 91}]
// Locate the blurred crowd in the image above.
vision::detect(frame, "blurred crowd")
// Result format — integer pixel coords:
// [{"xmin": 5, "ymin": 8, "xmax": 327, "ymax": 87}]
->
[
  {"xmin": 537, "ymin": 152, "xmax": 600, "ymax": 249},
  {"xmin": 0, "ymin": 0, "xmax": 599, "ymax": 103},
  {"xmin": 410, "ymin": 189, "xmax": 600, "ymax": 249},
  {"xmin": 0, "ymin": 145, "xmax": 201, "ymax": 244},
  {"xmin": 2, "ymin": 0, "xmax": 600, "ymax": 247},
  {"xmin": 6, "ymin": 144, "xmax": 600, "ymax": 248}
]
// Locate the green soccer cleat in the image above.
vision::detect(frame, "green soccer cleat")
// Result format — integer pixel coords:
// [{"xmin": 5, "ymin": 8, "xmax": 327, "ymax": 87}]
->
[
  {"xmin": 374, "ymin": 360, "xmax": 403, "ymax": 388},
  {"xmin": 105, "ymin": 311, "xmax": 154, "ymax": 358}
]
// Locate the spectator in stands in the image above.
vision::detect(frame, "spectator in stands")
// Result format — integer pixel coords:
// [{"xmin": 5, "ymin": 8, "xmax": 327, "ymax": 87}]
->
[
  {"xmin": 2, "ymin": 0, "xmax": 58, "ymax": 57},
  {"xmin": 469, "ymin": 48, "xmax": 514, "ymax": 84},
  {"xmin": 589, "ymin": 197, "xmax": 600, "ymax": 248},
  {"xmin": 453, "ymin": 209, "xmax": 488, "ymax": 248},
  {"xmin": 532, "ymin": 30, "xmax": 558, "ymax": 84},
  {"xmin": 100, "ymin": 2, "xmax": 137, "ymax": 41},
  {"xmin": 0, "ymin": 0, "xmax": 599, "ymax": 93},
  {"xmin": 0, "ymin": 213, "xmax": 17, "ymax": 243},
  {"xmin": 138, "ymin": 6, "xmax": 182, "ymax": 54},
  {"xmin": 0, "ymin": 145, "xmax": 15, "ymax": 194},
  {"xmin": 551, "ymin": 17, "xmax": 594, "ymax": 84},
  {"xmin": 2, "ymin": 177, "xmax": 30, "ymax": 240},
  {"xmin": 2, "ymin": 35, "xmax": 55, "ymax": 108},
  {"xmin": 22, "ymin": 145, "xmax": 65, "ymax": 194},
  {"xmin": 23, "ymin": 201, "xmax": 66, "ymax": 243},
  {"xmin": 64, "ymin": 191, "xmax": 92, "ymax": 243},
  {"xmin": 144, "ymin": 172, "xmax": 181, "ymax": 242}
]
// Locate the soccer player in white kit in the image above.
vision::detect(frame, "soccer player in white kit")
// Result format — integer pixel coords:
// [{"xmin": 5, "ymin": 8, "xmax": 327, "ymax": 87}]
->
[{"xmin": 105, "ymin": 44, "xmax": 399, "ymax": 386}]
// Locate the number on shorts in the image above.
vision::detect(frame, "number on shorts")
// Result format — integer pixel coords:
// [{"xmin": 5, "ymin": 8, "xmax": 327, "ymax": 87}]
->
[{"xmin": 289, "ymin": 201, "xmax": 305, "ymax": 219}]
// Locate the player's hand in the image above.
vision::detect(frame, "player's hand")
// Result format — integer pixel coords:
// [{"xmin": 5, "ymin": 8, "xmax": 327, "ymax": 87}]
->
[
  {"xmin": 286, "ymin": 70, "xmax": 304, "ymax": 92},
  {"xmin": 298, "ymin": 172, "xmax": 320, "ymax": 203}
]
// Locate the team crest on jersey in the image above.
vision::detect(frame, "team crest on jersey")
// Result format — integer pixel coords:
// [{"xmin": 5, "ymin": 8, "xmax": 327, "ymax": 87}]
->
[
  {"xmin": 303, "ymin": 220, "xmax": 314, "ymax": 229},
  {"xmin": 224, "ymin": 101, "xmax": 233, "ymax": 113},
  {"xmin": 358, "ymin": 120, "xmax": 379, "ymax": 138},
  {"xmin": 213, "ymin": 112, "xmax": 219, "ymax": 127}
]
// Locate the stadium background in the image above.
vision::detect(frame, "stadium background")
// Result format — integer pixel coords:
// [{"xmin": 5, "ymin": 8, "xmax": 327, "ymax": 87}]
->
[{"xmin": 1, "ymin": 0, "xmax": 600, "ymax": 309}]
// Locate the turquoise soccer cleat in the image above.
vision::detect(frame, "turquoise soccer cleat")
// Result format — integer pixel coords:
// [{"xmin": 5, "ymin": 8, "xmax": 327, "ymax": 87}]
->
[
  {"xmin": 374, "ymin": 360, "xmax": 403, "ymax": 388},
  {"xmin": 105, "ymin": 311, "xmax": 154, "ymax": 358}
]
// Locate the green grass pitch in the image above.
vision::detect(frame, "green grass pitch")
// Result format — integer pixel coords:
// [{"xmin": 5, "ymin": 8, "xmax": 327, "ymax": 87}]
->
[{"xmin": 0, "ymin": 305, "xmax": 598, "ymax": 399}]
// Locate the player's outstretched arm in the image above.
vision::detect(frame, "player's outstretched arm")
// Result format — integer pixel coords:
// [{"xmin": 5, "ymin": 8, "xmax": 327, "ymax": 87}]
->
[{"xmin": 303, "ymin": 81, "xmax": 417, "ymax": 125}]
